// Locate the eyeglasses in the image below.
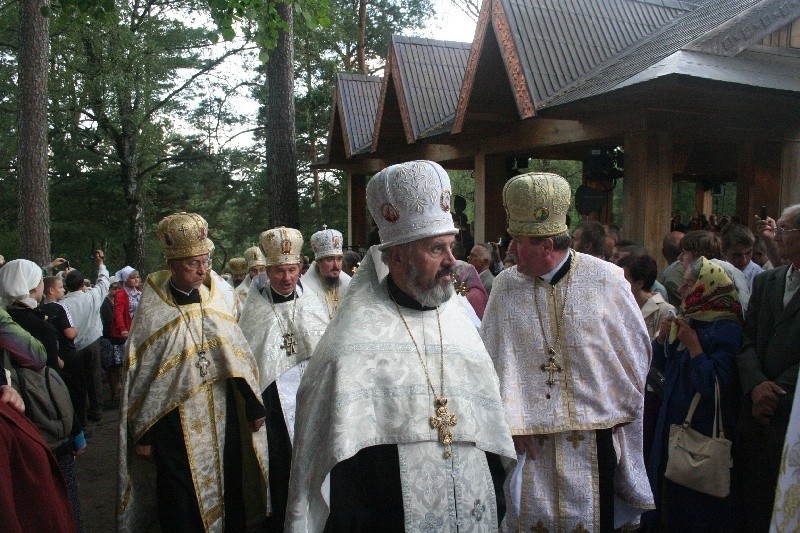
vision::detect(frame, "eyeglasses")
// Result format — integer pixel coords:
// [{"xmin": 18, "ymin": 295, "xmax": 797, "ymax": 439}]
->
[
  {"xmin": 183, "ymin": 258, "xmax": 212, "ymax": 270},
  {"xmin": 775, "ymin": 227, "xmax": 800, "ymax": 237}
]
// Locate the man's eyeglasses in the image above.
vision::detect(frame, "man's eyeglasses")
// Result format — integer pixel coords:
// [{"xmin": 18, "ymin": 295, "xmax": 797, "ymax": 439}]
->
[
  {"xmin": 183, "ymin": 258, "xmax": 212, "ymax": 270},
  {"xmin": 775, "ymin": 227, "xmax": 800, "ymax": 237}
]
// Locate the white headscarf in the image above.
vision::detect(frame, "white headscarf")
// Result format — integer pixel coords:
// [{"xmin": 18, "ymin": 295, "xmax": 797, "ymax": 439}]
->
[
  {"xmin": 0, "ymin": 259, "xmax": 43, "ymax": 309},
  {"xmin": 116, "ymin": 266, "xmax": 135, "ymax": 283}
]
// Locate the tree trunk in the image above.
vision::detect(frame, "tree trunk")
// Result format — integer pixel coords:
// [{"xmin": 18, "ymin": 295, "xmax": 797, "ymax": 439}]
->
[
  {"xmin": 266, "ymin": 2, "xmax": 298, "ymax": 229},
  {"xmin": 117, "ymin": 94, "xmax": 146, "ymax": 270},
  {"xmin": 17, "ymin": 0, "xmax": 51, "ymax": 266},
  {"xmin": 357, "ymin": 0, "xmax": 367, "ymax": 75}
]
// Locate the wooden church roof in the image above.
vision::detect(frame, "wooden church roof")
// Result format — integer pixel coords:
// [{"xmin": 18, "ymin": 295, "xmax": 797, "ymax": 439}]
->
[
  {"xmin": 325, "ymin": 73, "xmax": 382, "ymax": 163},
  {"xmin": 371, "ymin": 36, "xmax": 472, "ymax": 152}
]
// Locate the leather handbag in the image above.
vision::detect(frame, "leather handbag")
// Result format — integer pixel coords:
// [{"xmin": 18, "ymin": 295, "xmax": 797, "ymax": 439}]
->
[{"xmin": 664, "ymin": 378, "xmax": 732, "ymax": 498}]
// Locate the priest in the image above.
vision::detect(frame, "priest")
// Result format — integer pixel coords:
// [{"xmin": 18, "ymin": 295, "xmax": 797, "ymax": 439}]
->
[
  {"xmin": 301, "ymin": 225, "xmax": 351, "ymax": 319},
  {"xmin": 117, "ymin": 212, "xmax": 269, "ymax": 532},
  {"xmin": 286, "ymin": 160, "xmax": 516, "ymax": 532},
  {"xmin": 481, "ymin": 173, "xmax": 654, "ymax": 531},
  {"xmin": 238, "ymin": 226, "xmax": 329, "ymax": 532}
]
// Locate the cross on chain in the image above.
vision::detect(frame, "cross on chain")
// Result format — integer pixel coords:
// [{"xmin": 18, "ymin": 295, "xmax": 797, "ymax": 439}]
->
[
  {"xmin": 281, "ymin": 333, "xmax": 298, "ymax": 355},
  {"xmin": 540, "ymin": 349, "xmax": 562, "ymax": 399},
  {"xmin": 430, "ymin": 397, "xmax": 457, "ymax": 458},
  {"xmin": 195, "ymin": 351, "xmax": 210, "ymax": 378},
  {"xmin": 541, "ymin": 351, "xmax": 562, "ymax": 387}
]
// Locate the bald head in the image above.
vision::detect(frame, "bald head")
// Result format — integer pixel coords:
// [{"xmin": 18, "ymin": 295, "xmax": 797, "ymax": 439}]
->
[{"xmin": 468, "ymin": 244, "xmax": 491, "ymax": 272}]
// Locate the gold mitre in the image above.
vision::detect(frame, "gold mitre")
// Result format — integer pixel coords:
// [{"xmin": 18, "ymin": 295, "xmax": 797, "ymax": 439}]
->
[
  {"xmin": 310, "ymin": 225, "xmax": 343, "ymax": 260},
  {"xmin": 243, "ymin": 245, "xmax": 267, "ymax": 269},
  {"xmin": 503, "ymin": 172, "xmax": 571, "ymax": 237},
  {"xmin": 227, "ymin": 257, "xmax": 247, "ymax": 276},
  {"xmin": 157, "ymin": 212, "xmax": 213, "ymax": 260},
  {"xmin": 259, "ymin": 227, "xmax": 304, "ymax": 267}
]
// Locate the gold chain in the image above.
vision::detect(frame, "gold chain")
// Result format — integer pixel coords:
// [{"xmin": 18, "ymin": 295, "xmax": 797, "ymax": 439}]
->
[
  {"xmin": 391, "ymin": 299, "xmax": 444, "ymax": 399},
  {"xmin": 391, "ymin": 296, "xmax": 457, "ymax": 459},
  {"xmin": 174, "ymin": 296, "xmax": 210, "ymax": 379},
  {"xmin": 532, "ymin": 251, "xmax": 575, "ymax": 398},
  {"xmin": 268, "ymin": 288, "xmax": 297, "ymax": 335}
]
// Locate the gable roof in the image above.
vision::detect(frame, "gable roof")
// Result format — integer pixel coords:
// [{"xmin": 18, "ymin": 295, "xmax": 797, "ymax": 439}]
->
[
  {"xmin": 454, "ymin": 0, "xmax": 691, "ymax": 130},
  {"xmin": 327, "ymin": 73, "xmax": 382, "ymax": 162},
  {"xmin": 372, "ymin": 36, "xmax": 471, "ymax": 150},
  {"xmin": 541, "ymin": 0, "xmax": 799, "ymax": 109}
]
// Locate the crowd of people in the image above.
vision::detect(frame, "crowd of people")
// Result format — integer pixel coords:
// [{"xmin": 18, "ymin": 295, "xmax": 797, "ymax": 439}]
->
[{"xmin": 1, "ymin": 160, "xmax": 798, "ymax": 532}]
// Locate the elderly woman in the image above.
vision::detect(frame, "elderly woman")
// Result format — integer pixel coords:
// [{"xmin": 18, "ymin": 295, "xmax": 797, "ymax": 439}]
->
[
  {"xmin": 647, "ymin": 257, "xmax": 743, "ymax": 531},
  {"xmin": 108, "ymin": 266, "xmax": 140, "ymax": 401}
]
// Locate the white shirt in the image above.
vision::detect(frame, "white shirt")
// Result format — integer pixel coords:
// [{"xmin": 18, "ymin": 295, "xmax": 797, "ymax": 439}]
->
[{"xmin": 61, "ymin": 265, "xmax": 109, "ymax": 350}]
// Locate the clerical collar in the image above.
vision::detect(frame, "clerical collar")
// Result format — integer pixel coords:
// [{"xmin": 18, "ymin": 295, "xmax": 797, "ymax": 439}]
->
[
  {"xmin": 269, "ymin": 281, "xmax": 303, "ymax": 304},
  {"xmin": 540, "ymin": 251, "xmax": 572, "ymax": 286},
  {"xmin": 387, "ymin": 274, "xmax": 437, "ymax": 311},
  {"xmin": 169, "ymin": 281, "xmax": 201, "ymax": 305}
]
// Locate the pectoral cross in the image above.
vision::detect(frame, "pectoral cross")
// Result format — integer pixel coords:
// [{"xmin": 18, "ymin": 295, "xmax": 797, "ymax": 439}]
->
[
  {"xmin": 430, "ymin": 397, "xmax": 457, "ymax": 459},
  {"xmin": 195, "ymin": 351, "xmax": 210, "ymax": 378},
  {"xmin": 281, "ymin": 333, "xmax": 298, "ymax": 355},
  {"xmin": 540, "ymin": 348, "xmax": 562, "ymax": 399}
]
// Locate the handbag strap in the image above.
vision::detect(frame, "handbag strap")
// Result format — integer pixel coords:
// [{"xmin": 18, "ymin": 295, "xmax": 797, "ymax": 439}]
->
[{"xmin": 683, "ymin": 377, "xmax": 725, "ymax": 439}]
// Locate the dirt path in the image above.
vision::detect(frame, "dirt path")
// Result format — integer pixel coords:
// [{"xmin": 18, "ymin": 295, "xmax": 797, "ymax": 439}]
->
[{"xmin": 76, "ymin": 408, "xmax": 119, "ymax": 532}]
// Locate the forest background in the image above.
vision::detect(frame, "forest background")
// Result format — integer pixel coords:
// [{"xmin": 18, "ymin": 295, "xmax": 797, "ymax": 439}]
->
[{"xmin": 0, "ymin": 0, "xmax": 734, "ymax": 276}]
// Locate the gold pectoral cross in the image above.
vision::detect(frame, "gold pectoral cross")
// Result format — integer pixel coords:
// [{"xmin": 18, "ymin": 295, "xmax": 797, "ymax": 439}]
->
[
  {"xmin": 430, "ymin": 396, "xmax": 457, "ymax": 459},
  {"xmin": 281, "ymin": 333, "xmax": 298, "ymax": 355},
  {"xmin": 195, "ymin": 351, "xmax": 210, "ymax": 378},
  {"xmin": 540, "ymin": 348, "xmax": 562, "ymax": 399}
]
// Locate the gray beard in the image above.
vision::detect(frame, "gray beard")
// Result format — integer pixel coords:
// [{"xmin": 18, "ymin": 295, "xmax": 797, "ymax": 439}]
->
[{"xmin": 406, "ymin": 257, "xmax": 454, "ymax": 307}]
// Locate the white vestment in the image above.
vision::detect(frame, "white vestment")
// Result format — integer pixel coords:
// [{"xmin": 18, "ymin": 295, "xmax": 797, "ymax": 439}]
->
[
  {"xmin": 238, "ymin": 280, "xmax": 329, "ymax": 438},
  {"xmin": 286, "ymin": 247, "xmax": 516, "ymax": 532},
  {"xmin": 481, "ymin": 252, "xmax": 654, "ymax": 532},
  {"xmin": 771, "ymin": 371, "xmax": 800, "ymax": 532},
  {"xmin": 233, "ymin": 274, "xmax": 252, "ymax": 320}
]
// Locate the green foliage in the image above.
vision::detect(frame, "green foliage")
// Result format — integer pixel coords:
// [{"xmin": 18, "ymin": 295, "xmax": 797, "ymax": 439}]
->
[{"xmin": 207, "ymin": 0, "xmax": 330, "ymax": 51}]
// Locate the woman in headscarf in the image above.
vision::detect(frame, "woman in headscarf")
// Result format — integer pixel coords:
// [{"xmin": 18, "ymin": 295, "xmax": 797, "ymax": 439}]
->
[
  {"xmin": 109, "ymin": 266, "xmax": 140, "ymax": 401},
  {"xmin": 0, "ymin": 259, "xmax": 84, "ymax": 530},
  {"xmin": 0, "ymin": 259, "xmax": 58, "ymax": 369},
  {"xmin": 647, "ymin": 256, "xmax": 743, "ymax": 532}
]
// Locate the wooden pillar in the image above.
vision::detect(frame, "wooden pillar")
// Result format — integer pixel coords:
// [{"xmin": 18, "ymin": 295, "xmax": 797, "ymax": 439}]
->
[
  {"xmin": 736, "ymin": 143, "xmax": 781, "ymax": 225},
  {"xmin": 695, "ymin": 185, "xmax": 713, "ymax": 217},
  {"xmin": 347, "ymin": 172, "xmax": 368, "ymax": 250},
  {"xmin": 473, "ymin": 152, "xmax": 507, "ymax": 244},
  {"xmin": 781, "ymin": 137, "xmax": 800, "ymax": 209},
  {"xmin": 623, "ymin": 131, "xmax": 673, "ymax": 265}
]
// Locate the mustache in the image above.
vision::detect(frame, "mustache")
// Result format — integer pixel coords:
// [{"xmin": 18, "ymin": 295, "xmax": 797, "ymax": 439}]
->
[{"xmin": 436, "ymin": 267, "xmax": 454, "ymax": 279}]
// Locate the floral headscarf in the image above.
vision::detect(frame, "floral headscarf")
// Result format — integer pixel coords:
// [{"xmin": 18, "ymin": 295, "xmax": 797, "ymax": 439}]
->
[{"xmin": 669, "ymin": 256, "xmax": 742, "ymax": 343}]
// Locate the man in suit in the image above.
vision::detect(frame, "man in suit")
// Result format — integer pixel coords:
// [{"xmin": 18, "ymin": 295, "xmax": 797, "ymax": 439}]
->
[{"xmin": 736, "ymin": 203, "xmax": 800, "ymax": 532}]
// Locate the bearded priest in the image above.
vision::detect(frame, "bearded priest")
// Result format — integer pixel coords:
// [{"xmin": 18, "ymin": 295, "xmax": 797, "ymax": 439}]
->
[
  {"xmin": 286, "ymin": 160, "xmax": 516, "ymax": 532},
  {"xmin": 301, "ymin": 225, "xmax": 351, "ymax": 319}
]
